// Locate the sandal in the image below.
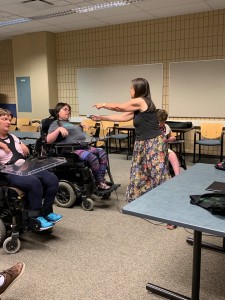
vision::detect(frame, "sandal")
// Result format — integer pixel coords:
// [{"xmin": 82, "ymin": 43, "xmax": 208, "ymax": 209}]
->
[
  {"xmin": 98, "ymin": 182, "xmax": 110, "ymax": 190},
  {"xmin": 166, "ymin": 224, "xmax": 177, "ymax": 230}
]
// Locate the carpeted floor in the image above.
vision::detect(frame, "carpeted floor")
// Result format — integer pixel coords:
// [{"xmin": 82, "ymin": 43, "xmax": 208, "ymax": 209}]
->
[{"xmin": 1, "ymin": 153, "xmax": 225, "ymax": 300}]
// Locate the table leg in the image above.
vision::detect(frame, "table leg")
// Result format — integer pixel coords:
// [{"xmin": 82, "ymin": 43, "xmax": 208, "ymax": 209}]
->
[
  {"xmin": 146, "ymin": 230, "xmax": 202, "ymax": 300},
  {"xmin": 191, "ymin": 231, "xmax": 202, "ymax": 300}
]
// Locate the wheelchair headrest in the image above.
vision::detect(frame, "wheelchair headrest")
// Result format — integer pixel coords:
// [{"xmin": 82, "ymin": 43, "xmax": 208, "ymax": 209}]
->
[
  {"xmin": 49, "ymin": 108, "xmax": 56, "ymax": 118},
  {"xmin": 40, "ymin": 109, "xmax": 57, "ymax": 136}
]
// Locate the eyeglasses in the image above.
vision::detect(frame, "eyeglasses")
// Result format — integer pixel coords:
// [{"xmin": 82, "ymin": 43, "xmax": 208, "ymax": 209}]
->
[
  {"xmin": 62, "ymin": 107, "xmax": 71, "ymax": 112},
  {"xmin": 0, "ymin": 116, "xmax": 10, "ymax": 121}
]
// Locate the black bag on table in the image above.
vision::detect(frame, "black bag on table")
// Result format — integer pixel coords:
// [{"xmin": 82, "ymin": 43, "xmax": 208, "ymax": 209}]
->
[{"xmin": 190, "ymin": 193, "xmax": 225, "ymax": 216}]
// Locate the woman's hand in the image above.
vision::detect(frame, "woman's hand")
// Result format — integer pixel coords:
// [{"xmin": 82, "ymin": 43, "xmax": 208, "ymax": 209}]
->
[
  {"xmin": 93, "ymin": 103, "xmax": 105, "ymax": 110},
  {"xmin": 58, "ymin": 127, "xmax": 69, "ymax": 138},
  {"xmin": 91, "ymin": 115, "xmax": 101, "ymax": 121},
  {"xmin": 20, "ymin": 143, "xmax": 30, "ymax": 156},
  {"xmin": 167, "ymin": 136, "xmax": 176, "ymax": 142},
  {"xmin": 80, "ymin": 122, "xmax": 89, "ymax": 130},
  {"xmin": 0, "ymin": 142, "xmax": 11, "ymax": 154}
]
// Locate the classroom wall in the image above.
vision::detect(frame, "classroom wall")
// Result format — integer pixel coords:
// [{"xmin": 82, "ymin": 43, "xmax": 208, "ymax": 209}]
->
[
  {"xmin": 0, "ymin": 40, "xmax": 15, "ymax": 104},
  {"xmin": 55, "ymin": 8, "xmax": 225, "ymax": 114},
  {"xmin": 0, "ymin": 8, "xmax": 225, "ymax": 155},
  {"xmin": 12, "ymin": 32, "xmax": 58, "ymax": 119},
  {"xmin": 55, "ymin": 8, "xmax": 225, "ymax": 155}
]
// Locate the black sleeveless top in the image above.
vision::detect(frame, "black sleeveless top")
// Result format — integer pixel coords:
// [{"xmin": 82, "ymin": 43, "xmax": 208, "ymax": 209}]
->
[{"xmin": 133, "ymin": 110, "xmax": 162, "ymax": 141}]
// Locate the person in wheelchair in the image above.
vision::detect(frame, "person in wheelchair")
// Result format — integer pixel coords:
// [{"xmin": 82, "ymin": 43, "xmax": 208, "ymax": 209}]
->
[
  {"xmin": 47, "ymin": 102, "xmax": 110, "ymax": 190},
  {"xmin": 157, "ymin": 109, "xmax": 180, "ymax": 176},
  {"xmin": 0, "ymin": 108, "xmax": 62, "ymax": 231}
]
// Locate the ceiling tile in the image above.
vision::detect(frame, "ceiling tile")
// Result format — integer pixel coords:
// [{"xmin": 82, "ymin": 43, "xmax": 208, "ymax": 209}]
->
[{"xmin": 0, "ymin": 0, "xmax": 225, "ymax": 41}]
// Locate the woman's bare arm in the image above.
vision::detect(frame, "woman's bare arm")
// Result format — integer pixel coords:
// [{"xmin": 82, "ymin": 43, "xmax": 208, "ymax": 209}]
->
[
  {"xmin": 93, "ymin": 97, "xmax": 147, "ymax": 112},
  {"xmin": 46, "ymin": 127, "xmax": 68, "ymax": 144},
  {"xmin": 92, "ymin": 112, "xmax": 134, "ymax": 122}
]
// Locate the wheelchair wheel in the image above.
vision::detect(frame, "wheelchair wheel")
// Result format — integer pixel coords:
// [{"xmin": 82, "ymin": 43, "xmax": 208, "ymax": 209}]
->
[
  {"xmin": 81, "ymin": 198, "xmax": 94, "ymax": 211},
  {"xmin": 3, "ymin": 237, "xmax": 21, "ymax": 254},
  {"xmin": 0, "ymin": 219, "xmax": 6, "ymax": 246},
  {"xmin": 55, "ymin": 181, "xmax": 77, "ymax": 208}
]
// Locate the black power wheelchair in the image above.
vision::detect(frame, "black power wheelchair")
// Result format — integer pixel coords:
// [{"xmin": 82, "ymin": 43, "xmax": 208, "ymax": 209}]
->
[
  {"xmin": 0, "ymin": 157, "xmax": 66, "ymax": 254},
  {"xmin": 34, "ymin": 110, "xmax": 120, "ymax": 211}
]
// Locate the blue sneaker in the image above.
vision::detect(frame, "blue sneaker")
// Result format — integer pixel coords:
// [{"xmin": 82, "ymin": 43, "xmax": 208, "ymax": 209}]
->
[
  {"xmin": 46, "ymin": 213, "xmax": 62, "ymax": 223},
  {"xmin": 36, "ymin": 217, "xmax": 54, "ymax": 231}
]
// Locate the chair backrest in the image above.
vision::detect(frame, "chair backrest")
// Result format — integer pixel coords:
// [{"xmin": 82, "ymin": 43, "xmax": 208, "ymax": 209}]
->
[
  {"xmin": 9, "ymin": 125, "xmax": 17, "ymax": 131},
  {"xmin": 17, "ymin": 118, "xmax": 30, "ymax": 129},
  {"xmin": 118, "ymin": 120, "xmax": 133, "ymax": 127},
  {"xmin": 82, "ymin": 119, "xmax": 96, "ymax": 127},
  {"xmin": 82, "ymin": 119, "xmax": 97, "ymax": 136},
  {"xmin": 11, "ymin": 117, "xmax": 17, "ymax": 125},
  {"xmin": 19, "ymin": 125, "xmax": 38, "ymax": 132},
  {"xmin": 200, "ymin": 123, "xmax": 223, "ymax": 139},
  {"xmin": 100, "ymin": 121, "xmax": 115, "ymax": 137}
]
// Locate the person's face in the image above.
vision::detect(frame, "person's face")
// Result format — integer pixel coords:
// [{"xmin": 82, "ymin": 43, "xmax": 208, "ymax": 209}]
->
[
  {"xmin": 58, "ymin": 105, "xmax": 71, "ymax": 120},
  {"xmin": 0, "ymin": 115, "xmax": 11, "ymax": 133},
  {"xmin": 130, "ymin": 85, "xmax": 135, "ymax": 98}
]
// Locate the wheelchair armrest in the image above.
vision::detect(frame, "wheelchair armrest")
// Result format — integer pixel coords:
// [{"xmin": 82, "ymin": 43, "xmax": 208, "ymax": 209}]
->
[
  {"xmin": 53, "ymin": 142, "xmax": 89, "ymax": 148},
  {"xmin": 52, "ymin": 142, "xmax": 89, "ymax": 155}
]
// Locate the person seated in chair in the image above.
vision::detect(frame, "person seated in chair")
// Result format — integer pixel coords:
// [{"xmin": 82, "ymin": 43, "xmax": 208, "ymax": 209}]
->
[
  {"xmin": 0, "ymin": 108, "xmax": 62, "ymax": 231},
  {"xmin": 157, "ymin": 109, "xmax": 180, "ymax": 176},
  {"xmin": 46, "ymin": 102, "xmax": 110, "ymax": 190}
]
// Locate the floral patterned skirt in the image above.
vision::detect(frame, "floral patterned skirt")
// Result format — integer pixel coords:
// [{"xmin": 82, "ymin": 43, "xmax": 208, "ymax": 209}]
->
[{"xmin": 125, "ymin": 135, "xmax": 171, "ymax": 202}]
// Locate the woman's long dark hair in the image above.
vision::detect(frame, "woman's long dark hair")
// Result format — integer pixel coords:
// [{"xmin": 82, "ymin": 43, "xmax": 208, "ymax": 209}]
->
[
  {"xmin": 54, "ymin": 102, "xmax": 71, "ymax": 119},
  {"xmin": 131, "ymin": 78, "xmax": 156, "ymax": 112}
]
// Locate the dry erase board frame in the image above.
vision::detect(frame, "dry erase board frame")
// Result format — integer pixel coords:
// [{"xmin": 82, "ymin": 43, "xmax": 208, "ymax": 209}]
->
[
  {"xmin": 169, "ymin": 59, "xmax": 225, "ymax": 118},
  {"xmin": 77, "ymin": 64, "xmax": 163, "ymax": 116}
]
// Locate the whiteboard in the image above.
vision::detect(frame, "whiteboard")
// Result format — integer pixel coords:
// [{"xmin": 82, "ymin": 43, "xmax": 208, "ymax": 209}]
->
[
  {"xmin": 77, "ymin": 64, "xmax": 163, "ymax": 115},
  {"xmin": 170, "ymin": 60, "xmax": 225, "ymax": 118}
]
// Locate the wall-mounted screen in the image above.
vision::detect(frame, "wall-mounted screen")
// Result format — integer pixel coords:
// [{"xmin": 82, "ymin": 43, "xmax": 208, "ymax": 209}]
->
[
  {"xmin": 170, "ymin": 60, "xmax": 225, "ymax": 118},
  {"xmin": 77, "ymin": 64, "xmax": 163, "ymax": 115}
]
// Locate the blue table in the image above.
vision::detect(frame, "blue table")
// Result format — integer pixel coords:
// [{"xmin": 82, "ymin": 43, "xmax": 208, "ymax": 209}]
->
[
  {"xmin": 9, "ymin": 131, "xmax": 40, "ymax": 139},
  {"xmin": 123, "ymin": 163, "xmax": 225, "ymax": 300}
]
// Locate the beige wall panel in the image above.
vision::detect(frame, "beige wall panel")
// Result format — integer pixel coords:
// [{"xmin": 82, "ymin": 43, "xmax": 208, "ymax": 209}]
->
[{"xmin": 12, "ymin": 32, "xmax": 57, "ymax": 119}]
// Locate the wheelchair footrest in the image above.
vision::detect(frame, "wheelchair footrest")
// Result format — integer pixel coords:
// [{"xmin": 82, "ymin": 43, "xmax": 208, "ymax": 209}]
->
[
  {"xmin": 95, "ymin": 183, "xmax": 120, "ymax": 196},
  {"xmin": 28, "ymin": 217, "xmax": 42, "ymax": 231}
]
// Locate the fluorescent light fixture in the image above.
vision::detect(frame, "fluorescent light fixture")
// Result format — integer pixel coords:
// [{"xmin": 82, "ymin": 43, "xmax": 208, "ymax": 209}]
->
[
  {"xmin": 0, "ymin": 0, "xmax": 143, "ymax": 27},
  {"xmin": 0, "ymin": 18, "xmax": 31, "ymax": 26},
  {"xmin": 75, "ymin": 1, "xmax": 135, "ymax": 14}
]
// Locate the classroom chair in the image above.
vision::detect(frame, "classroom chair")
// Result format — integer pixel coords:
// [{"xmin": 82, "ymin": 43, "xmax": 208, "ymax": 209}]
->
[
  {"xmin": 19, "ymin": 125, "xmax": 38, "ymax": 132},
  {"xmin": 9, "ymin": 125, "xmax": 17, "ymax": 131},
  {"xmin": 108, "ymin": 120, "xmax": 133, "ymax": 155},
  {"xmin": 16, "ymin": 118, "xmax": 30, "ymax": 130},
  {"xmin": 193, "ymin": 123, "xmax": 224, "ymax": 163}
]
